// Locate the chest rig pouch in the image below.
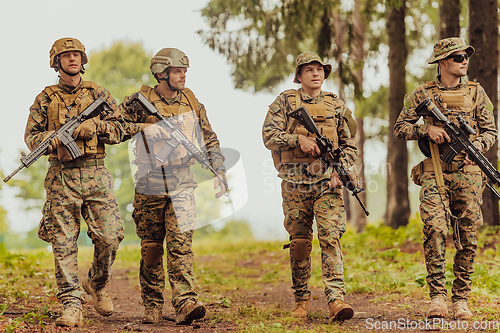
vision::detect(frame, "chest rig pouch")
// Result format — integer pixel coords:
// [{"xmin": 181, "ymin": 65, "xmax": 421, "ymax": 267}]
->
[
  {"xmin": 272, "ymin": 89, "xmax": 339, "ymax": 171},
  {"xmin": 424, "ymin": 81, "xmax": 479, "ymax": 158},
  {"xmin": 136, "ymin": 85, "xmax": 201, "ymax": 170},
  {"xmin": 44, "ymin": 82, "xmax": 103, "ymax": 161}
]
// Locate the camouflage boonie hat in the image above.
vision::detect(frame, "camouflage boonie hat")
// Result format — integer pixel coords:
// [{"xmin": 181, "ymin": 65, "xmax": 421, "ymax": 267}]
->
[
  {"xmin": 427, "ymin": 37, "xmax": 475, "ymax": 64},
  {"xmin": 293, "ymin": 51, "xmax": 332, "ymax": 83}
]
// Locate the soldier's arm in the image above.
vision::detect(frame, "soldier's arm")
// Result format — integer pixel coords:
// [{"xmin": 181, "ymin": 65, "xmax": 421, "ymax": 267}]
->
[
  {"xmin": 94, "ymin": 87, "xmax": 124, "ymax": 144},
  {"xmin": 474, "ymin": 85, "xmax": 497, "ymax": 153},
  {"xmin": 117, "ymin": 94, "xmax": 149, "ymax": 142},
  {"xmin": 197, "ymin": 102, "xmax": 225, "ymax": 172},
  {"xmin": 24, "ymin": 92, "xmax": 51, "ymax": 152},
  {"xmin": 393, "ymin": 91, "xmax": 430, "ymax": 141},
  {"xmin": 262, "ymin": 94, "xmax": 299, "ymax": 151},
  {"xmin": 337, "ymin": 106, "xmax": 358, "ymax": 169}
]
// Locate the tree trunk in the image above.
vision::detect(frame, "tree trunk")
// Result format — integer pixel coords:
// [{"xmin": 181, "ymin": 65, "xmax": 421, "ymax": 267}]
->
[
  {"xmin": 386, "ymin": 4, "xmax": 410, "ymax": 228},
  {"xmin": 351, "ymin": 0, "xmax": 367, "ymax": 232},
  {"xmin": 468, "ymin": 0, "xmax": 499, "ymax": 226},
  {"xmin": 439, "ymin": 0, "xmax": 461, "ymax": 38}
]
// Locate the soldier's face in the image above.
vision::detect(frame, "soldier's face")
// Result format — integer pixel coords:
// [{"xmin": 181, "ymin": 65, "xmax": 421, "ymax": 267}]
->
[
  {"xmin": 297, "ymin": 63, "xmax": 325, "ymax": 91},
  {"xmin": 441, "ymin": 50, "xmax": 468, "ymax": 78},
  {"xmin": 59, "ymin": 51, "xmax": 81, "ymax": 75},
  {"xmin": 168, "ymin": 67, "xmax": 187, "ymax": 91}
]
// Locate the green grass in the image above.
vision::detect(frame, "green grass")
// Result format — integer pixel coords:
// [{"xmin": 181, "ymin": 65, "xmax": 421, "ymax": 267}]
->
[{"xmin": 2, "ymin": 219, "xmax": 500, "ymax": 332}]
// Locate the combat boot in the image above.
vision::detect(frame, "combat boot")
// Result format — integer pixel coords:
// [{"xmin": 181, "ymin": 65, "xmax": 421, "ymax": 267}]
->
[
  {"xmin": 55, "ymin": 306, "xmax": 83, "ymax": 327},
  {"xmin": 175, "ymin": 300, "xmax": 206, "ymax": 325},
  {"xmin": 290, "ymin": 299, "xmax": 310, "ymax": 318},
  {"xmin": 427, "ymin": 297, "xmax": 447, "ymax": 318},
  {"xmin": 82, "ymin": 279, "xmax": 114, "ymax": 316},
  {"xmin": 452, "ymin": 301, "xmax": 472, "ymax": 320},
  {"xmin": 142, "ymin": 307, "xmax": 162, "ymax": 324},
  {"xmin": 328, "ymin": 299, "xmax": 354, "ymax": 322}
]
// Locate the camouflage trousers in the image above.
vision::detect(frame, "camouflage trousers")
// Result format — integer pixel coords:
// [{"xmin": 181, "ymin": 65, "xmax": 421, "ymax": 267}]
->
[
  {"xmin": 132, "ymin": 186, "xmax": 198, "ymax": 311},
  {"xmin": 281, "ymin": 180, "xmax": 346, "ymax": 303},
  {"xmin": 419, "ymin": 171, "xmax": 483, "ymax": 302},
  {"xmin": 38, "ymin": 164, "xmax": 124, "ymax": 309}
]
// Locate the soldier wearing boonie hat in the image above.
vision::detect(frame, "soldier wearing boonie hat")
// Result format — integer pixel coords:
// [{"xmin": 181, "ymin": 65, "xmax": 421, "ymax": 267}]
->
[
  {"xmin": 394, "ymin": 37, "xmax": 497, "ymax": 321},
  {"xmin": 263, "ymin": 51, "xmax": 358, "ymax": 323}
]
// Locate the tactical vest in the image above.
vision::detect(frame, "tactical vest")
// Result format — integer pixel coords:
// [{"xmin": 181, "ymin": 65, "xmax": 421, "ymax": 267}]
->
[
  {"xmin": 424, "ymin": 80, "xmax": 480, "ymax": 157},
  {"xmin": 272, "ymin": 89, "xmax": 339, "ymax": 170},
  {"xmin": 136, "ymin": 85, "xmax": 201, "ymax": 168},
  {"xmin": 44, "ymin": 81, "xmax": 104, "ymax": 158}
]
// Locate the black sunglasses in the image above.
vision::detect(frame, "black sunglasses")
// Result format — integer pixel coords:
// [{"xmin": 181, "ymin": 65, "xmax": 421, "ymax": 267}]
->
[{"xmin": 445, "ymin": 54, "xmax": 468, "ymax": 63}]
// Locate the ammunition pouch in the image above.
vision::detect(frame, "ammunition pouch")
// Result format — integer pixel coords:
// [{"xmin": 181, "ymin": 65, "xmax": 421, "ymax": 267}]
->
[{"xmin": 411, "ymin": 158, "xmax": 481, "ymax": 186}]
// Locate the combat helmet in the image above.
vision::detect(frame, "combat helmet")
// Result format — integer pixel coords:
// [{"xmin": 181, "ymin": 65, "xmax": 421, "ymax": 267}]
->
[
  {"xmin": 49, "ymin": 37, "xmax": 88, "ymax": 70},
  {"xmin": 428, "ymin": 37, "xmax": 475, "ymax": 64},
  {"xmin": 150, "ymin": 48, "xmax": 189, "ymax": 74},
  {"xmin": 293, "ymin": 51, "xmax": 332, "ymax": 84}
]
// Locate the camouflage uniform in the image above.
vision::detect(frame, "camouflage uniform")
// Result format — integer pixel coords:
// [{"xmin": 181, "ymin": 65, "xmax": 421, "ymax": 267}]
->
[
  {"xmin": 262, "ymin": 52, "xmax": 357, "ymax": 304},
  {"xmin": 119, "ymin": 85, "xmax": 225, "ymax": 313},
  {"xmin": 393, "ymin": 38, "xmax": 497, "ymax": 302},
  {"xmin": 25, "ymin": 79, "xmax": 125, "ymax": 309}
]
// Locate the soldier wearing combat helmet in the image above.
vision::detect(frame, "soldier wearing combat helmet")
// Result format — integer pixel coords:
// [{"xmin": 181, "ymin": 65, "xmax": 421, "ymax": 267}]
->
[
  {"xmin": 394, "ymin": 37, "xmax": 497, "ymax": 320},
  {"xmin": 262, "ymin": 51, "xmax": 358, "ymax": 323},
  {"xmin": 24, "ymin": 37, "xmax": 125, "ymax": 327},
  {"xmin": 118, "ymin": 48, "xmax": 227, "ymax": 325}
]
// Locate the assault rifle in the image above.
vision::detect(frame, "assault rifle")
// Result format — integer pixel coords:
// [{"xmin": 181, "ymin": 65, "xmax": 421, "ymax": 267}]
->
[
  {"xmin": 4, "ymin": 97, "xmax": 110, "ymax": 183},
  {"xmin": 415, "ymin": 97, "xmax": 500, "ymax": 199},
  {"xmin": 126, "ymin": 92, "xmax": 228, "ymax": 190},
  {"xmin": 285, "ymin": 96, "xmax": 369, "ymax": 216}
]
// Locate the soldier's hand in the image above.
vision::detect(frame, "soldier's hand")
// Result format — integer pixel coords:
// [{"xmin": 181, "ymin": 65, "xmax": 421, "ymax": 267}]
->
[
  {"xmin": 464, "ymin": 141, "xmax": 482, "ymax": 165},
  {"xmin": 142, "ymin": 123, "xmax": 169, "ymax": 141},
  {"xmin": 73, "ymin": 119, "xmax": 97, "ymax": 140},
  {"xmin": 214, "ymin": 171, "xmax": 227, "ymax": 198},
  {"xmin": 298, "ymin": 135, "xmax": 321, "ymax": 156},
  {"xmin": 329, "ymin": 171, "xmax": 343, "ymax": 188},
  {"xmin": 428, "ymin": 125, "xmax": 451, "ymax": 144},
  {"xmin": 42, "ymin": 131, "xmax": 60, "ymax": 154}
]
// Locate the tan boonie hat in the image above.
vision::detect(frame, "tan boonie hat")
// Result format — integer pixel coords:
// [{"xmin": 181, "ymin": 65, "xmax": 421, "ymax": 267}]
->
[
  {"xmin": 150, "ymin": 48, "xmax": 189, "ymax": 74},
  {"xmin": 427, "ymin": 37, "xmax": 475, "ymax": 64},
  {"xmin": 50, "ymin": 37, "xmax": 88, "ymax": 69},
  {"xmin": 293, "ymin": 51, "xmax": 332, "ymax": 83}
]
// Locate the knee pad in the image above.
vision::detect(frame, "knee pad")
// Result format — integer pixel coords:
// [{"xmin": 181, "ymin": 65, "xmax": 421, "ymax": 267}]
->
[
  {"xmin": 141, "ymin": 240, "xmax": 164, "ymax": 266},
  {"xmin": 289, "ymin": 236, "xmax": 312, "ymax": 261}
]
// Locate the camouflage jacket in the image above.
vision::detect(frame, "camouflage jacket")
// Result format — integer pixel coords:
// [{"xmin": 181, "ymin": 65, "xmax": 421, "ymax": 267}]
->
[
  {"xmin": 119, "ymin": 86, "xmax": 225, "ymax": 173},
  {"xmin": 262, "ymin": 88, "xmax": 357, "ymax": 184},
  {"xmin": 24, "ymin": 79, "xmax": 123, "ymax": 157},
  {"xmin": 394, "ymin": 76, "xmax": 497, "ymax": 153}
]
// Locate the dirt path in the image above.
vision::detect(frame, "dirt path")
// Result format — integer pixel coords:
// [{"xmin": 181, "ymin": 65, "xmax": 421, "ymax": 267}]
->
[{"xmin": 2, "ymin": 266, "xmax": 497, "ymax": 333}]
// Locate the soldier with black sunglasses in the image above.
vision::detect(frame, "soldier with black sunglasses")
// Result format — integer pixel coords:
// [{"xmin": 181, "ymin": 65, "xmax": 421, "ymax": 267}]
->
[{"xmin": 394, "ymin": 37, "xmax": 497, "ymax": 320}]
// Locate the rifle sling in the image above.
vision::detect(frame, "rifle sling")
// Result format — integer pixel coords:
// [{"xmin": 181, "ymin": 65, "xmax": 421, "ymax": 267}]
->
[{"xmin": 430, "ymin": 141, "xmax": 462, "ymax": 251}]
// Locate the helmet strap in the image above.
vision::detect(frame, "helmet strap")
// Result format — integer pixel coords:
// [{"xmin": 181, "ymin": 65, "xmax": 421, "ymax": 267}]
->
[{"xmin": 156, "ymin": 68, "xmax": 180, "ymax": 92}]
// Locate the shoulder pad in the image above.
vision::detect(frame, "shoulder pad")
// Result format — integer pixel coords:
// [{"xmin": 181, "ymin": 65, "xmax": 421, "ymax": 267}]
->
[
  {"xmin": 140, "ymin": 85, "xmax": 153, "ymax": 94},
  {"xmin": 425, "ymin": 81, "xmax": 437, "ymax": 89},
  {"xmin": 282, "ymin": 89, "xmax": 296, "ymax": 96},
  {"xmin": 82, "ymin": 81, "xmax": 98, "ymax": 90},
  {"xmin": 42, "ymin": 85, "xmax": 59, "ymax": 98},
  {"xmin": 343, "ymin": 108, "xmax": 357, "ymax": 137},
  {"xmin": 466, "ymin": 80, "xmax": 479, "ymax": 87},
  {"xmin": 324, "ymin": 91, "xmax": 338, "ymax": 99},
  {"xmin": 181, "ymin": 87, "xmax": 199, "ymax": 109}
]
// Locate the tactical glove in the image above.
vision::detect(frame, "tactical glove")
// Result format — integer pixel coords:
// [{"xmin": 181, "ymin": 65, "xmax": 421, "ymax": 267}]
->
[
  {"xmin": 42, "ymin": 131, "xmax": 61, "ymax": 154},
  {"xmin": 73, "ymin": 119, "xmax": 98, "ymax": 140},
  {"xmin": 142, "ymin": 123, "xmax": 169, "ymax": 142}
]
